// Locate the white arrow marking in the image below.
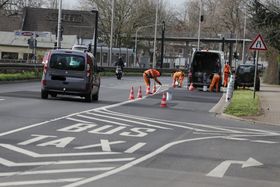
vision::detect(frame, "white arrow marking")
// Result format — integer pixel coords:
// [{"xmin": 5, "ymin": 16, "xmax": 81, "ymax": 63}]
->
[
  {"xmin": 0, "ymin": 178, "xmax": 83, "ymax": 186},
  {"xmin": 207, "ymin": 157, "xmax": 263, "ymax": 178},
  {"xmin": 0, "ymin": 157, "xmax": 134, "ymax": 167},
  {"xmin": 0, "ymin": 144, "xmax": 120, "ymax": 157}
]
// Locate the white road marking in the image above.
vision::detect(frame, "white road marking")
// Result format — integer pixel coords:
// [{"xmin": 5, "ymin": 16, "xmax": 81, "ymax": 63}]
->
[
  {"xmin": 0, "ymin": 167, "xmax": 114, "ymax": 177},
  {"xmin": 86, "ymin": 112, "xmax": 172, "ymax": 130},
  {"xmin": 77, "ymin": 114, "xmax": 132, "ymax": 127},
  {"xmin": 250, "ymin": 140, "xmax": 278, "ymax": 144},
  {"xmin": 206, "ymin": 157, "xmax": 263, "ymax": 178},
  {"xmin": 0, "ymin": 178, "xmax": 83, "ymax": 186},
  {"xmin": 0, "ymin": 157, "xmax": 135, "ymax": 167},
  {"xmin": 0, "ymin": 144, "xmax": 120, "ymax": 157},
  {"xmin": 223, "ymin": 137, "xmax": 249, "ymax": 141},
  {"xmin": 75, "ymin": 140, "xmax": 125, "ymax": 151},
  {"xmin": 124, "ymin": 142, "xmax": 146, "ymax": 153},
  {"xmin": 0, "ymin": 99, "xmax": 4, "ymax": 101},
  {"xmin": 66, "ymin": 117, "xmax": 92, "ymax": 124},
  {"xmin": 63, "ymin": 136, "xmax": 224, "ymax": 187}
]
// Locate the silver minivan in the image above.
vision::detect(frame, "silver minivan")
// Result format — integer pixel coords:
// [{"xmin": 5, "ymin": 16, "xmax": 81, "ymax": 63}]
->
[{"xmin": 41, "ymin": 49, "xmax": 100, "ymax": 102}]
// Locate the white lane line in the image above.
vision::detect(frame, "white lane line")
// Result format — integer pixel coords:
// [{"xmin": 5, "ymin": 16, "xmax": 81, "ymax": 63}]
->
[
  {"xmin": 86, "ymin": 112, "xmax": 172, "ymax": 130},
  {"xmin": 250, "ymin": 140, "xmax": 278, "ymax": 144},
  {"xmin": 0, "ymin": 94, "xmax": 155, "ymax": 137},
  {"xmin": 0, "ymin": 99, "xmax": 4, "ymax": 101},
  {"xmin": 0, "ymin": 144, "xmax": 120, "ymax": 157},
  {"xmin": 0, "ymin": 157, "xmax": 135, "ymax": 167},
  {"xmin": 101, "ymin": 109, "xmax": 204, "ymax": 131},
  {"xmin": 223, "ymin": 137, "xmax": 248, "ymax": 141},
  {"xmin": 63, "ymin": 136, "xmax": 224, "ymax": 187},
  {"xmin": 66, "ymin": 117, "xmax": 92, "ymax": 124},
  {"xmin": 76, "ymin": 114, "xmax": 132, "ymax": 127},
  {"xmin": 0, "ymin": 178, "xmax": 83, "ymax": 186},
  {"xmin": 0, "ymin": 167, "xmax": 114, "ymax": 177}
]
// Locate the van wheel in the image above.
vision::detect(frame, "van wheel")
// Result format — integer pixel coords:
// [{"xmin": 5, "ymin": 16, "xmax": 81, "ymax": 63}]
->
[
  {"xmin": 85, "ymin": 92, "xmax": 93, "ymax": 102},
  {"xmin": 41, "ymin": 90, "xmax": 48, "ymax": 99},
  {"xmin": 92, "ymin": 91, "xmax": 99, "ymax": 101}
]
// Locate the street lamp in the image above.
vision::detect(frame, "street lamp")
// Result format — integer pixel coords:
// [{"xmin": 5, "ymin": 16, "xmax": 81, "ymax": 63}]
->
[
  {"xmin": 134, "ymin": 24, "xmax": 159, "ymax": 67},
  {"xmin": 56, "ymin": 0, "xmax": 62, "ymax": 49},
  {"xmin": 197, "ymin": 0, "xmax": 202, "ymax": 50},
  {"xmin": 152, "ymin": 0, "xmax": 160, "ymax": 68},
  {"xmin": 241, "ymin": 6, "xmax": 247, "ymax": 64},
  {"xmin": 91, "ymin": 8, "xmax": 99, "ymax": 58},
  {"xmin": 109, "ymin": 0, "xmax": 115, "ymax": 66}
]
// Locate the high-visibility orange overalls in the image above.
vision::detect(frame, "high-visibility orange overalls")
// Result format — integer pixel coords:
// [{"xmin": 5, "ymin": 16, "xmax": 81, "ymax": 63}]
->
[
  {"xmin": 209, "ymin": 73, "xmax": 221, "ymax": 92},
  {"xmin": 143, "ymin": 69, "xmax": 161, "ymax": 94},
  {"xmin": 223, "ymin": 63, "xmax": 230, "ymax": 87},
  {"xmin": 172, "ymin": 71, "xmax": 185, "ymax": 88}
]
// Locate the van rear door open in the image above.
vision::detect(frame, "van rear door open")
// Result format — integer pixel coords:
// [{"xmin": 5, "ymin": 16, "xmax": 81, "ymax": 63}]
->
[{"xmin": 189, "ymin": 50, "xmax": 225, "ymax": 87}]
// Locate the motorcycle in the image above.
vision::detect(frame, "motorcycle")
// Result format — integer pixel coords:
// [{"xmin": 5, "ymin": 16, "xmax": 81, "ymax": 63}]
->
[{"xmin": 115, "ymin": 66, "xmax": 123, "ymax": 80}]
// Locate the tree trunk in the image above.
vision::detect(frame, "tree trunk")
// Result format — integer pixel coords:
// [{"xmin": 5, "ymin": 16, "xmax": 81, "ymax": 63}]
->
[{"xmin": 263, "ymin": 47, "xmax": 279, "ymax": 85}]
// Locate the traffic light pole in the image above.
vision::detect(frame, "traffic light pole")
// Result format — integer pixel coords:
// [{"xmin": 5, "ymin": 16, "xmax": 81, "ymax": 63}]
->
[
  {"xmin": 160, "ymin": 21, "xmax": 165, "ymax": 69},
  {"xmin": 57, "ymin": 0, "xmax": 62, "ymax": 49}
]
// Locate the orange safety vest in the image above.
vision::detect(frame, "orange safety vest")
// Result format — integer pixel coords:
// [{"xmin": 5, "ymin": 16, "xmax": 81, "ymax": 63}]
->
[{"xmin": 144, "ymin": 69, "xmax": 160, "ymax": 78}]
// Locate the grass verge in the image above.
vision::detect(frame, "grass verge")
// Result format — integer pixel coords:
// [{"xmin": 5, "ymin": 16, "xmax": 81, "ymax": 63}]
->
[
  {"xmin": 224, "ymin": 89, "xmax": 260, "ymax": 117},
  {"xmin": 0, "ymin": 71, "xmax": 41, "ymax": 81}
]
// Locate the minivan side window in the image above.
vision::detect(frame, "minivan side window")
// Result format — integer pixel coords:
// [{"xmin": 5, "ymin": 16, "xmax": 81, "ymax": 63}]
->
[{"xmin": 50, "ymin": 54, "xmax": 85, "ymax": 71}]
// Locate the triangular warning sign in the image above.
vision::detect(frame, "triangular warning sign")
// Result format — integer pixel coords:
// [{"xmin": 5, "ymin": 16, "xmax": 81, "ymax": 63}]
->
[{"xmin": 249, "ymin": 34, "xmax": 267, "ymax": 50}]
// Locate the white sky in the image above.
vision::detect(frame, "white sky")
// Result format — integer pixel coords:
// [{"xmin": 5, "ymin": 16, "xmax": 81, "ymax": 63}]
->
[{"xmin": 65, "ymin": 0, "xmax": 186, "ymax": 9}]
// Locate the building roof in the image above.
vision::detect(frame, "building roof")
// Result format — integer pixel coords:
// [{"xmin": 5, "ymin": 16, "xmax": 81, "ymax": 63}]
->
[{"xmin": 0, "ymin": 31, "xmax": 77, "ymax": 49}]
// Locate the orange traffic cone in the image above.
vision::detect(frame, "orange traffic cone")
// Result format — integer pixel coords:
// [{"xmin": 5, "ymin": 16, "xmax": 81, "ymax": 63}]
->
[
  {"xmin": 137, "ymin": 86, "xmax": 143, "ymax": 99},
  {"xmin": 146, "ymin": 86, "xmax": 151, "ymax": 95},
  {"xmin": 153, "ymin": 83, "xmax": 157, "ymax": 93},
  {"xmin": 128, "ymin": 86, "xmax": 135, "ymax": 100},
  {"xmin": 160, "ymin": 92, "xmax": 167, "ymax": 108},
  {"xmin": 189, "ymin": 83, "xmax": 195, "ymax": 91}
]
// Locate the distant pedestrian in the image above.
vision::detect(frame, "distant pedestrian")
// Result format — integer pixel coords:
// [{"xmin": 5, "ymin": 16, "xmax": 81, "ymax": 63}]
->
[{"xmin": 223, "ymin": 62, "xmax": 231, "ymax": 87}]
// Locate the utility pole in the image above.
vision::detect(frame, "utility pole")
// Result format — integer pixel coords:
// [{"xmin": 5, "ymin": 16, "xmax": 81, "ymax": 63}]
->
[
  {"xmin": 109, "ymin": 0, "xmax": 115, "ymax": 66},
  {"xmin": 57, "ymin": 0, "xmax": 62, "ymax": 49},
  {"xmin": 152, "ymin": 0, "xmax": 159, "ymax": 68},
  {"xmin": 160, "ymin": 21, "xmax": 165, "ymax": 69}
]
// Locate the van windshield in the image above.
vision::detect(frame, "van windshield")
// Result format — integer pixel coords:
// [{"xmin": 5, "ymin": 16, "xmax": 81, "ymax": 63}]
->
[
  {"xmin": 192, "ymin": 52, "xmax": 221, "ymax": 73},
  {"xmin": 49, "ymin": 54, "xmax": 85, "ymax": 71}
]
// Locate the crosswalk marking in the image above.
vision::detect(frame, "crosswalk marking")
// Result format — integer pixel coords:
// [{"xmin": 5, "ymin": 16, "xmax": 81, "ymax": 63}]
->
[{"xmin": 0, "ymin": 178, "xmax": 83, "ymax": 186}]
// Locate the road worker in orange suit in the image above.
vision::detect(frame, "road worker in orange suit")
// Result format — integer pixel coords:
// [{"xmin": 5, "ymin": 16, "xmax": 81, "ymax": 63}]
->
[
  {"xmin": 143, "ymin": 69, "xmax": 162, "ymax": 94},
  {"xmin": 223, "ymin": 62, "xmax": 231, "ymax": 87},
  {"xmin": 209, "ymin": 72, "xmax": 221, "ymax": 92},
  {"xmin": 172, "ymin": 70, "xmax": 185, "ymax": 88}
]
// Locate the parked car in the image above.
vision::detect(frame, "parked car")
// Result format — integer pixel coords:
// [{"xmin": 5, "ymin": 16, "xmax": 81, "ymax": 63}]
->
[
  {"xmin": 234, "ymin": 64, "xmax": 260, "ymax": 91},
  {"xmin": 41, "ymin": 49, "xmax": 101, "ymax": 102},
  {"xmin": 188, "ymin": 50, "xmax": 225, "ymax": 90}
]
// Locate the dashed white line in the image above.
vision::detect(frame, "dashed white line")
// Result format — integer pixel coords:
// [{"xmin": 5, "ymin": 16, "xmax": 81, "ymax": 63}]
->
[{"xmin": 250, "ymin": 140, "xmax": 278, "ymax": 144}]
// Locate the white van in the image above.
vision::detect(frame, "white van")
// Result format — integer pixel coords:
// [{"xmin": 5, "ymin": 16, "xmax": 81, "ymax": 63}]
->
[{"xmin": 188, "ymin": 50, "xmax": 225, "ymax": 89}]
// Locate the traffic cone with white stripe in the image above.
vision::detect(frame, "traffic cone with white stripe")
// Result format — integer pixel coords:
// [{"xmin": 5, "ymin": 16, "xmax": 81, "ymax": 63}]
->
[
  {"xmin": 137, "ymin": 86, "xmax": 143, "ymax": 99},
  {"xmin": 160, "ymin": 92, "xmax": 167, "ymax": 108},
  {"xmin": 128, "ymin": 86, "xmax": 135, "ymax": 100}
]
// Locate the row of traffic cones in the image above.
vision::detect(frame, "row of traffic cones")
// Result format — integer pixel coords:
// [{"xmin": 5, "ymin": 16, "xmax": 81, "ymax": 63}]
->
[
  {"xmin": 129, "ymin": 84, "xmax": 158, "ymax": 100},
  {"xmin": 128, "ymin": 86, "xmax": 167, "ymax": 108}
]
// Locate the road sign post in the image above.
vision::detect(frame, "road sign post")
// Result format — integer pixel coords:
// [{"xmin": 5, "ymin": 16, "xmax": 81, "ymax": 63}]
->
[{"xmin": 249, "ymin": 34, "xmax": 267, "ymax": 99}]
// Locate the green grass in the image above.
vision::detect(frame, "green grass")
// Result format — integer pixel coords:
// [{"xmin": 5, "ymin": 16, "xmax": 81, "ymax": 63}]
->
[
  {"xmin": 224, "ymin": 90, "xmax": 260, "ymax": 117},
  {"xmin": 0, "ymin": 71, "xmax": 41, "ymax": 81}
]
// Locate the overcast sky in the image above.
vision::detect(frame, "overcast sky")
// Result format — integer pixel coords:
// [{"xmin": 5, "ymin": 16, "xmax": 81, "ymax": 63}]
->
[{"xmin": 65, "ymin": 0, "xmax": 186, "ymax": 9}]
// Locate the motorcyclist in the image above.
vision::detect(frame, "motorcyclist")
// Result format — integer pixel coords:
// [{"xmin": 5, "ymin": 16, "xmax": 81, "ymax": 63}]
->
[{"xmin": 115, "ymin": 57, "xmax": 124, "ymax": 71}]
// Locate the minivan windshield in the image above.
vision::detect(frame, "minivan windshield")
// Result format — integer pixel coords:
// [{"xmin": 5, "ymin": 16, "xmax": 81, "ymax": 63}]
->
[{"xmin": 49, "ymin": 54, "xmax": 85, "ymax": 71}]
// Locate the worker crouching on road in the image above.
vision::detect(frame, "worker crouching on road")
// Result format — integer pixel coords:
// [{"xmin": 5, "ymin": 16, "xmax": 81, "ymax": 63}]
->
[
  {"xmin": 209, "ymin": 72, "xmax": 221, "ymax": 92},
  {"xmin": 143, "ymin": 69, "xmax": 162, "ymax": 94},
  {"xmin": 172, "ymin": 70, "xmax": 185, "ymax": 88}
]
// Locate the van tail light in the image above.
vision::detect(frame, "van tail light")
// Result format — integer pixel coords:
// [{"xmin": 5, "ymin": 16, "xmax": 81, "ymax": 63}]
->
[
  {"xmin": 43, "ymin": 64, "xmax": 48, "ymax": 74},
  {"xmin": 86, "ymin": 57, "xmax": 91, "ymax": 77}
]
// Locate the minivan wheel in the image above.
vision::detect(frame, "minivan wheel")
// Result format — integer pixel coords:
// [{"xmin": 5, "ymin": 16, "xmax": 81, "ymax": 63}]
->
[
  {"xmin": 41, "ymin": 90, "xmax": 48, "ymax": 99},
  {"xmin": 92, "ymin": 91, "xmax": 99, "ymax": 101},
  {"xmin": 85, "ymin": 92, "xmax": 93, "ymax": 102}
]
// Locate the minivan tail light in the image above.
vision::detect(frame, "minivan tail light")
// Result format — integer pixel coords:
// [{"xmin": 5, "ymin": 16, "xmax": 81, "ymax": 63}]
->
[
  {"xmin": 43, "ymin": 64, "xmax": 48, "ymax": 74},
  {"xmin": 41, "ymin": 79, "xmax": 47, "ymax": 86},
  {"xmin": 86, "ymin": 57, "xmax": 91, "ymax": 77}
]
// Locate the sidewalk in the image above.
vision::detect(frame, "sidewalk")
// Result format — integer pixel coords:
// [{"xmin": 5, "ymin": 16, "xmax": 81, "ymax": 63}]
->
[{"xmin": 239, "ymin": 83, "xmax": 280, "ymax": 126}]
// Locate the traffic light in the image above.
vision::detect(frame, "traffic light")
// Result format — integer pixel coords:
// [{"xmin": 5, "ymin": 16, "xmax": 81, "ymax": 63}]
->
[
  {"xmin": 234, "ymin": 52, "xmax": 238, "ymax": 59},
  {"xmin": 200, "ymin": 15, "xmax": 204, "ymax": 22},
  {"xmin": 88, "ymin": 43, "xmax": 92, "ymax": 52},
  {"xmin": 27, "ymin": 38, "xmax": 37, "ymax": 49},
  {"xmin": 54, "ymin": 42, "xmax": 57, "ymax": 49}
]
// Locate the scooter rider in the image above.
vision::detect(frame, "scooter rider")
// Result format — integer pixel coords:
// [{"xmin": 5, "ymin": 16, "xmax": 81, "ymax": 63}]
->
[{"xmin": 115, "ymin": 57, "xmax": 124, "ymax": 71}]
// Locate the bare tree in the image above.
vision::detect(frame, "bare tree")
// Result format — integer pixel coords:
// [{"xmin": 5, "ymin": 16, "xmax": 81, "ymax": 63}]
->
[{"xmin": 0, "ymin": 0, "xmax": 43, "ymax": 16}]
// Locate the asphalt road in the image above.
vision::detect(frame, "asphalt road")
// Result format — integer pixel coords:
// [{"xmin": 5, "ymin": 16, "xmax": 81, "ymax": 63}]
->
[{"xmin": 0, "ymin": 76, "xmax": 279, "ymax": 187}]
